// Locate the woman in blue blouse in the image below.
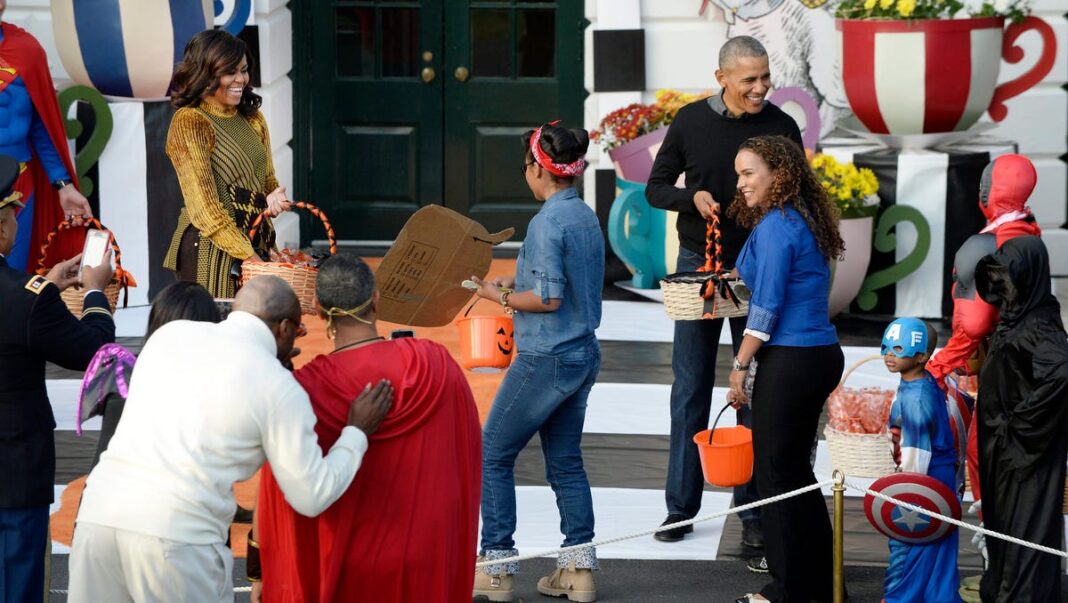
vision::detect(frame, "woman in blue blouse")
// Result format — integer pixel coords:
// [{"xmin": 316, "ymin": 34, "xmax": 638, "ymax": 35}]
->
[
  {"xmin": 470, "ymin": 122, "xmax": 604, "ymax": 602},
  {"xmin": 727, "ymin": 136, "xmax": 845, "ymax": 603}
]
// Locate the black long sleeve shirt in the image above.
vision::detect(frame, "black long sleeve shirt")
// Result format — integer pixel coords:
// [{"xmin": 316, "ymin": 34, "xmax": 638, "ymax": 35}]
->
[{"xmin": 645, "ymin": 97, "xmax": 802, "ymax": 267}]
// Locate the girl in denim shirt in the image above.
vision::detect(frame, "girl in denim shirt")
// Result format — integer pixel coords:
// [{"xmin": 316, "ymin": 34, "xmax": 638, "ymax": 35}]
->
[{"xmin": 470, "ymin": 122, "xmax": 604, "ymax": 602}]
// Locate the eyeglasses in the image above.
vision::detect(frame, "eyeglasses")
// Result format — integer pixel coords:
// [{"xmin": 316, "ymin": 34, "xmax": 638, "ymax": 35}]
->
[
  {"xmin": 520, "ymin": 160, "xmax": 536, "ymax": 175},
  {"xmin": 277, "ymin": 317, "xmax": 307, "ymax": 338}
]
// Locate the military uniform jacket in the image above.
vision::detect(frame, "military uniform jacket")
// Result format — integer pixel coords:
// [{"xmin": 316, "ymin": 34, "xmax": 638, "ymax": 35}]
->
[{"xmin": 0, "ymin": 255, "xmax": 114, "ymax": 507}]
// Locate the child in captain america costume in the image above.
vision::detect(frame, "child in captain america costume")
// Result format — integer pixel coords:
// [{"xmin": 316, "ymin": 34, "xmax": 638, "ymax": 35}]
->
[
  {"xmin": 0, "ymin": 13, "xmax": 91, "ymax": 272},
  {"xmin": 882, "ymin": 318, "xmax": 962, "ymax": 603}
]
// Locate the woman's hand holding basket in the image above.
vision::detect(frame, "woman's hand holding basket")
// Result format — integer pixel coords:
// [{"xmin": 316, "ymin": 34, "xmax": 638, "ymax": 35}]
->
[{"xmin": 265, "ymin": 186, "xmax": 291, "ymax": 217}]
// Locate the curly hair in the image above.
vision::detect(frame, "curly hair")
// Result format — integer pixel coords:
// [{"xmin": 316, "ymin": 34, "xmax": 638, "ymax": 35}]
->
[
  {"xmin": 170, "ymin": 30, "xmax": 261, "ymax": 118},
  {"xmin": 728, "ymin": 136, "xmax": 845, "ymax": 260}
]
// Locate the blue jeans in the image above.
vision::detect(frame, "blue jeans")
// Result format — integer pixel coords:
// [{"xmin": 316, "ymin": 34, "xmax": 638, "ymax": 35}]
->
[
  {"xmin": 480, "ymin": 345, "xmax": 600, "ymax": 564},
  {"xmin": 666, "ymin": 246, "xmax": 760, "ymax": 521}
]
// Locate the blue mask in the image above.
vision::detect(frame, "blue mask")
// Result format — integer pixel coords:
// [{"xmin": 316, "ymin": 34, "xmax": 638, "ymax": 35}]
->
[{"xmin": 881, "ymin": 317, "xmax": 928, "ymax": 358}]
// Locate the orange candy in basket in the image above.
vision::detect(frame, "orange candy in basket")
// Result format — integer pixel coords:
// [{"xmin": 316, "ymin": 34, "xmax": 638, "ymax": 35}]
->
[
  {"xmin": 827, "ymin": 386, "xmax": 894, "ymax": 435},
  {"xmin": 244, "ymin": 202, "xmax": 336, "ymax": 315},
  {"xmin": 268, "ymin": 248, "xmax": 324, "ymax": 268}
]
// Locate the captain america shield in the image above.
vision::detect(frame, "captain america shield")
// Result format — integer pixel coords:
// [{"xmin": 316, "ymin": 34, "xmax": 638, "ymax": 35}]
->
[{"xmin": 864, "ymin": 472, "xmax": 962, "ymax": 544}]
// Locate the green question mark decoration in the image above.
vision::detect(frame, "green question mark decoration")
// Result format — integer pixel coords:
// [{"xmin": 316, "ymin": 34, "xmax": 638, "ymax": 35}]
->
[
  {"xmin": 855, "ymin": 204, "xmax": 931, "ymax": 311},
  {"xmin": 57, "ymin": 85, "xmax": 113, "ymax": 199}
]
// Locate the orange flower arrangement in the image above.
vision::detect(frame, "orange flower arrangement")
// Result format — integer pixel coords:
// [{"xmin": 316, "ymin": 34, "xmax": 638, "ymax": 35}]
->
[{"xmin": 592, "ymin": 89, "xmax": 711, "ymax": 152}]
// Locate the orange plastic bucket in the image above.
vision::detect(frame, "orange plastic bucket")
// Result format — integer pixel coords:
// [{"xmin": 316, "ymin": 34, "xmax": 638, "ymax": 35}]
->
[
  {"xmin": 456, "ymin": 299, "xmax": 515, "ymax": 373},
  {"xmin": 693, "ymin": 403, "xmax": 754, "ymax": 487}
]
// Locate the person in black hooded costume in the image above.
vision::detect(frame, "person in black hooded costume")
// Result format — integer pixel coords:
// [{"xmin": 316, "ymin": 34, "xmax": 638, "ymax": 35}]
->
[{"xmin": 974, "ymin": 235, "xmax": 1068, "ymax": 603}]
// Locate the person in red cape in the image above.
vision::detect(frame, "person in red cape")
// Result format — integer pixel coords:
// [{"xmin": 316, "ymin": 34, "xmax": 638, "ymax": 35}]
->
[
  {"xmin": 254, "ymin": 254, "xmax": 481, "ymax": 603},
  {"xmin": 926, "ymin": 154, "xmax": 1041, "ymax": 512},
  {"xmin": 0, "ymin": 6, "xmax": 92, "ymax": 273}
]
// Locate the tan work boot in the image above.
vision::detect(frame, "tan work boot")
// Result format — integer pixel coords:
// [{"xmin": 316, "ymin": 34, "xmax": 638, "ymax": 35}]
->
[
  {"xmin": 536, "ymin": 561, "xmax": 597, "ymax": 602},
  {"xmin": 473, "ymin": 556, "xmax": 514, "ymax": 602}
]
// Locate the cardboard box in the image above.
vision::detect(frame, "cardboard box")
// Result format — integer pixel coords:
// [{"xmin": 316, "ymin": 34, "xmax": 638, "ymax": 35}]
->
[{"xmin": 376, "ymin": 206, "xmax": 514, "ymax": 327}]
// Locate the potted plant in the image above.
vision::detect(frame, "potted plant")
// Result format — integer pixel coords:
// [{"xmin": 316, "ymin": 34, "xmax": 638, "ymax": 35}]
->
[
  {"xmin": 592, "ymin": 90, "xmax": 709, "ymax": 183},
  {"xmin": 811, "ymin": 153, "xmax": 880, "ymax": 316},
  {"xmin": 835, "ymin": 0, "xmax": 1055, "ymax": 135}
]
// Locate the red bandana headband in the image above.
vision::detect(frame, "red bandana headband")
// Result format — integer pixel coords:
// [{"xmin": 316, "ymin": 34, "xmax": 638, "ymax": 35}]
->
[{"xmin": 530, "ymin": 120, "xmax": 586, "ymax": 178}]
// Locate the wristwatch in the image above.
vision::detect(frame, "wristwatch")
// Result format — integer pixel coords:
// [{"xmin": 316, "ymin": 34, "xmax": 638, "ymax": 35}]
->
[
  {"xmin": 51, "ymin": 179, "xmax": 72, "ymax": 191},
  {"xmin": 732, "ymin": 357, "xmax": 751, "ymax": 372}
]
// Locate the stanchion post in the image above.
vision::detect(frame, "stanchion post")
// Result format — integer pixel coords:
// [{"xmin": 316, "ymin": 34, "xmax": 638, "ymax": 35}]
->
[{"xmin": 832, "ymin": 469, "xmax": 845, "ymax": 603}]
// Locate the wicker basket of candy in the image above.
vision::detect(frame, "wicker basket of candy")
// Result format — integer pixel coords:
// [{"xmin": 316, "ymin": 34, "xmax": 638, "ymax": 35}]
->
[
  {"xmin": 241, "ymin": 202, "xmax": 336, "ymax": 314},
  {"xmin": 824, "ymin": 355, "xmax": 897, "ymax": 477},
  {"xmin": 660, "ymin": 211, "xmax": 748, "ymax": 320},
  {"xmin": 36, "ymin": 217, "xmax": 137, "ymax": 315}
]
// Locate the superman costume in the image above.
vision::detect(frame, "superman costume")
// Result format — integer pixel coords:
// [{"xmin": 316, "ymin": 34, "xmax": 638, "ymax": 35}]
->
[{"xmin": 0, "ymin": 22, "xmax": 79, "ymax": 272}]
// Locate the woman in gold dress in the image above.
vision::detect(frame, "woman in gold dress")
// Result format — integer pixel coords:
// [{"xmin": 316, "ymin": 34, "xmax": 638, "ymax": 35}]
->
[{"xmin": 164, "ymin": 30, "xmax": 291, "ymax": 298}]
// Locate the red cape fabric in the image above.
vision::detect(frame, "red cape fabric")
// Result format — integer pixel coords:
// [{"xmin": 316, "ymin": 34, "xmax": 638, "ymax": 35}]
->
[
  {"xmin": 258, "ymin": 338, "xmax": 481, "ymax": 603},
  {"xmin": 0, "ymin": 23, "xmax": 81, "ymax": 270}
]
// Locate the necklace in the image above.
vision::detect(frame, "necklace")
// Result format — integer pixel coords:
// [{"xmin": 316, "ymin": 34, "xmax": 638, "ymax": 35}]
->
[{"xmin": 331, "ymin": 335, "xmax": 385, "ymax": 354}]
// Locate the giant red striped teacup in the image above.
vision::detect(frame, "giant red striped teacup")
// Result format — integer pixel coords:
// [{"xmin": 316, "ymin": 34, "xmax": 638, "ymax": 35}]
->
[{"xmin": 838, "ymin": 17, "xmax": 1056, "ymax": 135}]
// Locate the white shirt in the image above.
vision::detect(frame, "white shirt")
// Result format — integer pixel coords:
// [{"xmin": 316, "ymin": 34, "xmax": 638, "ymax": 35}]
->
[{"xmin": 77, "ymin": 311, "xmax": 368, "ymax": 545}]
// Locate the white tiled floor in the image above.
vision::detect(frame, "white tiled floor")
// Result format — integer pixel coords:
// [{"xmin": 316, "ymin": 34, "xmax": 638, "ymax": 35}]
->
[{"xmin": 506, "ymin": 487, "xmax": 733, "ymax": 561}]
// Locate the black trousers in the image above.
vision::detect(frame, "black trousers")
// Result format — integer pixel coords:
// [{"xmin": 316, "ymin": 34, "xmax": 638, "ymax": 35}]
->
[{"xmin": 753, "ymin": 344, "xmax": 843, "ymax": 603}]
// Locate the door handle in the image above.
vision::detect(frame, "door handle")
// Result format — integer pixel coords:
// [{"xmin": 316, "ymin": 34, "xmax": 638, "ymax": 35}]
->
[
  {"xmin": 454, "ymin": 66, "xmax": 470, "ymax": 82},
  {"xmin": 421, "ymin": 67, "xmax": 435, "ymax": 83}
]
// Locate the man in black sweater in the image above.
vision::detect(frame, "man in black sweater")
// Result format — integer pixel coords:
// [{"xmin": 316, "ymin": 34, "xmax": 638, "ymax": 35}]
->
[{"xmin": 646, "ymin": 36, "xmax": 802, "ymax": 564}]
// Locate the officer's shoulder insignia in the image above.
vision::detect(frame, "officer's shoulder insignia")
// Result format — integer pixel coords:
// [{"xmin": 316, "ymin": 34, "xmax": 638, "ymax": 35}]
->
[{"xmin": 24, "ymin": 275, "xmax": 51, "ymax": 295}]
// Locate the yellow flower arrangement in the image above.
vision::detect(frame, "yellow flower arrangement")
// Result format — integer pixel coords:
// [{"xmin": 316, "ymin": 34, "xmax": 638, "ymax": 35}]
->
[
  {"xmin": 838, "ymin": 0, "xmax": 1029, "ymax": 21},
  {"xmin": 654, "ymin": 89, "xmax": 711, "ymax": 124},
  {"xmin": 896, "ymin": 0, "xmax": 917, "ymax": 16},
  {"xmin": 810, "ymin": 154, "xmax": 881, "ymax": 218}
]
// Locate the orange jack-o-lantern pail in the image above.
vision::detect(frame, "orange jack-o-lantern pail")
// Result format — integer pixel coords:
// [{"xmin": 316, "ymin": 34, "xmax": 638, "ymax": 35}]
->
[{"xmin": 456, "ymin": 299, "xmax": 515, "ymax": 373}]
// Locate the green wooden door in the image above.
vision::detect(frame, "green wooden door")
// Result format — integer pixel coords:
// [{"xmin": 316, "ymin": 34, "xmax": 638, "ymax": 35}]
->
[
  {"xmin": 443, "ymin": 1, "xmax": 584, "ymax": 240},
  {"xmin": 296, "ymin": 1, "xmax": 583, "ymax": 243},
  {"xmin": 305, "ymin": 2, "xmax": 444, "ymax": 242}
]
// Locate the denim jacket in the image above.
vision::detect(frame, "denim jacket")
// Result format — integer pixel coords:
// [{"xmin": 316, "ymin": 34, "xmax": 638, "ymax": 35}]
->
[{"xmin": 514, "ymin": 188, "xmax": 604, "ymax": 357}]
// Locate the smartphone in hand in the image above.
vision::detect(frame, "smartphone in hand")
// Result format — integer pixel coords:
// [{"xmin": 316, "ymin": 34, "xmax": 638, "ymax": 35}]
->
[{"xmin": 79, "ymin": 229, "xmax": 111, "ymax": 277}]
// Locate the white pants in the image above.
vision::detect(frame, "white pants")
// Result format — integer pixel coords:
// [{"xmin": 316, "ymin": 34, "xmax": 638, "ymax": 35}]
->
[{"xmin": 68, "ymin": 522, "xmax": 234, "ymax": 603}]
